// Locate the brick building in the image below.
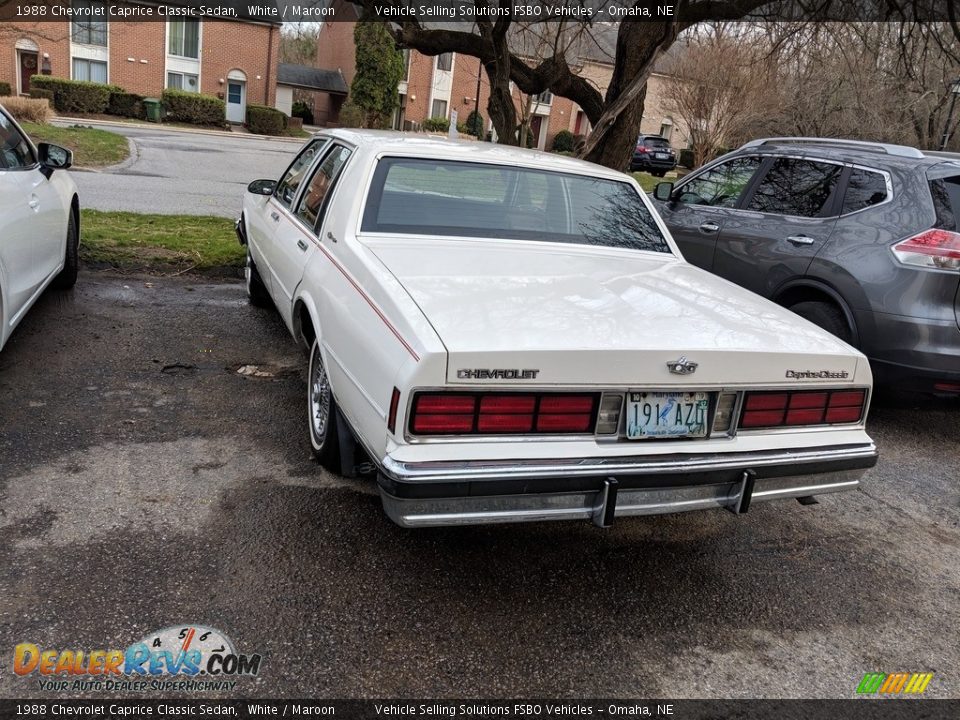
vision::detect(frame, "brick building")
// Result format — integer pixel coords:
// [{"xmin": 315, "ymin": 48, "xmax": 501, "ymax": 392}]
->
[
  {"xmin": 2, "ymin": 2, "xmax": 281, "ymax": 123},
  {"xmin": 314, "ymin": 16, "xmax": 690, "ymax": 151}
]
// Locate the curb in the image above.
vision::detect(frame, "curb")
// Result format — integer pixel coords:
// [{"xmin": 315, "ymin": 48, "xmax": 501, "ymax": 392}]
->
[{"xmin": 52, "ymin": 116, "xmax": 306, "ymax": 143}]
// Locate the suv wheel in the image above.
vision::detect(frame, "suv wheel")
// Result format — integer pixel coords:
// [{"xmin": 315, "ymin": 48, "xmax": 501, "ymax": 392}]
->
[{"xmin": 790, "ymin": 301, "xmax": 853, "ymax": 345}]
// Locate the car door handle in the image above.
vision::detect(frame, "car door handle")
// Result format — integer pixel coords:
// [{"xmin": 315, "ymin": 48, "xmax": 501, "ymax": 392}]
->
[
  {"xmin": 786, "ymin": 235, "xmax": 816, "ymax": 246},
  {"xmin": 326, "ymin": 231, "xmax": 337, "ymax": 243},
  {"xmin": 297, "ymin": 239, "xmax": 309, "ymax": 252},
  {"xmin": 28, "ymin": 195, "xmax": 39, "ymax": 210},
  {"xmin": 270, "ymin": 211, "xmax": 280, "ymax": 222},
  {"xmin": 699, "ymin": 222, "xmax": 720, "ymax": 233}
]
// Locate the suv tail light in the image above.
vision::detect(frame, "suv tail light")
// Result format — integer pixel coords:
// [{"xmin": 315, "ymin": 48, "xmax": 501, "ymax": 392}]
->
[
  {"xmin": 410, "ymin": 392, "xmax": 599, "ymax": 436},
  {"xmin": 636, "ymin": 145, "xmax": 648, "ymax": 152},
  {"xmin": 739, "ymin": 389, "xmax": 867, "ymax": 429},
  {"xmin": 892, "ymin": 229, "xmax": 960, "ymax": 270}
]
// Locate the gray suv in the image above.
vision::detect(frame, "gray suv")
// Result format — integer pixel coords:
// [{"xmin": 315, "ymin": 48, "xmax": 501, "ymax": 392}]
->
[{"xmin": 653, "ymin": 137, "xmax": 960, "ymax": 394}]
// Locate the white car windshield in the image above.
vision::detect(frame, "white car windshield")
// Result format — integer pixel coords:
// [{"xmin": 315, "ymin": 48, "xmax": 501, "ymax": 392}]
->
[{"xmin": 361, "ymin": 157, "xmax": 672, "ymax": 254}]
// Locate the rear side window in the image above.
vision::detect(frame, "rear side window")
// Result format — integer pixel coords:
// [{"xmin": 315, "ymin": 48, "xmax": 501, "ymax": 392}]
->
[
  {"xmin": 747, "ymin": 158, "xmax": 843, "ymax": 217},
  {"xmin": 642, "ymin": 137, "xmax": 669, "ymax": 148},
  {"xmin": 274, "ymin": 138, "xmax": 328, "ymax": 208},
  {"xmin": 929, "ymin": 176, "xmax": 960, "ymax": 231},
  {"xmin": 842, "ymin": 168, "xmax": 888, "ymax": 214},
  {"xmin": 362, "ymin": 158, "xmax": 671, "ymax": 254}
]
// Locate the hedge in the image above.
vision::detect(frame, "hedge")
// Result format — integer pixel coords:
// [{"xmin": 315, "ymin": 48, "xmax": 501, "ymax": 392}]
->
[
  {"xmin": 108, "ymin": 90, "xmax": 144, "ymax": 119},
  {"xmin": 161, "ymin": 89, "xmax": 225, "ymax": 126},
  {"xmin": 422, "ymin": 116, "xmax": 449, "ymax": 132},
  {"xmin": 2, "ymin": 96, "xmax": 52, "ymax": 124},
  {"xmin": 551, "ymin": 130, "xmax": 575, "ymax": 153},
  {"xmin": 30, "ymin": 76, "xmax": 114, "ymax": 113},
  {"xmin": 0, "ymin": 81, "xmax": 11, "ymax": 97},
  {"xmin": 246, "ymin": 104, "xmax": 286, "ymax": 135},
  {"xmin": 291, "ymin": 100, "xmax": 314, "ymax": 125},
  {"xmin": 29, "ymin": 88, "xmax": 54, "ymax": 103}
]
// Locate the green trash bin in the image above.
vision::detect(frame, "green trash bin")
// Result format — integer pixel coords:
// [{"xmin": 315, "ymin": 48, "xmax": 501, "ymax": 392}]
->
[{"xmin": 143, "ymin": 98, "xmax": 161, "ymax": 123}]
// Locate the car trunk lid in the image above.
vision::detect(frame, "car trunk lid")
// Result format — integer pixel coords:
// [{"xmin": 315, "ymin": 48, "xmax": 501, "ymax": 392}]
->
[{"xmin": 366, "ymin": 238, "xmax": 861, "ymax": 387}]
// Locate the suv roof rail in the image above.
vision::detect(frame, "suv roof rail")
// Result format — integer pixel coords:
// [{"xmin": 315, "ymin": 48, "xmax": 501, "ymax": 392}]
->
[{"xmin": 740, "ymin": 137, "xmax": 925, "ymax": 159}]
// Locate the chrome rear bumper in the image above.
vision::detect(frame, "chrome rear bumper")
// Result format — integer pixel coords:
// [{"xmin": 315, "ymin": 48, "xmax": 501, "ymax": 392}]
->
[{"xmin": 377, "ymin": 444, "xmax": 878, "ymax": 528}]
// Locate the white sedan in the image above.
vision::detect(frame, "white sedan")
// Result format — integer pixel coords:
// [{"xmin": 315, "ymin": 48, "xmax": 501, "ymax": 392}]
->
[
  {"xmin": 238, "ymin": 130, "xmax": 878, "ymax": 528},
  {"xmin": 0, "ymin": 104, "xmax": 79, "ymax": 351}
]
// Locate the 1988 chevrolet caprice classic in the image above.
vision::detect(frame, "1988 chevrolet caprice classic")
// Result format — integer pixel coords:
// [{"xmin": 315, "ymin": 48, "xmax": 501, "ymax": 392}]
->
[{"xmin": 237, "ymin": 130, "xmax": 878, "ymax": 528}]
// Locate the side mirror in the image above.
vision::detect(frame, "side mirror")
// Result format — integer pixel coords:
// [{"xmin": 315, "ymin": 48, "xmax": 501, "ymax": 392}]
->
[
  {"xmin": 247, "ymin": 179, "xmax": 276, "ymax": 196},
  {"xmin": 653, "ymin": 181, "xmax": 674, "ymax": 202},
  {"xmin": 38, "ymin": 143, "xmax": 72, "ymax": 175}
]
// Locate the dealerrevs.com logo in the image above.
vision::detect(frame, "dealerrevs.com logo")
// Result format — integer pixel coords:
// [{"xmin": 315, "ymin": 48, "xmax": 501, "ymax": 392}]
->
[
  {"xmin": 13, "ymin": 625, "xmax": 262, "ymax": 693},
  {"xmin": 785, "ymin": 369, "xmax": 851, "ymax": 379}
]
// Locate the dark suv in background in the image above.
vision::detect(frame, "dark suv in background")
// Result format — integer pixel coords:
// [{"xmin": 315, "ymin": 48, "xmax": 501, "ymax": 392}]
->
[
  {"xmin": 630, "ymin": 134, "xmax": 677, "ymax": 176},
  {"xmin": 652, "ymin": 137, "xmax": 960, "ymax": 394}
]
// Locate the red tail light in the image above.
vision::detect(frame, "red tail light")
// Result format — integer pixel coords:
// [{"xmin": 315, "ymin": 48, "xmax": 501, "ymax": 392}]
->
[
  {"xmin": 740, "ymin": 389, "xmax": 866, "ymax": 429},
  {"xmin": 636, "ymin": 145, "xmax": 648, "ymax": 152},
  {"xmin": 892, "ymin": 229, "xmax": 960, "ymax": 270},
  {"xmin": 410, "ymin": 392, "xmax": 598, "ymax": 436}
]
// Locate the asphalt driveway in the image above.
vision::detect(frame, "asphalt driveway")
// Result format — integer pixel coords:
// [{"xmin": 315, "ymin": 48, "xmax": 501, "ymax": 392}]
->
[
  {"xmin": 62, "ymin": 122, "xmax": 301, "ymax": 217},
  {"xmin": 1, "ymin": 272, "xmax": 958, "ymax": 700}
]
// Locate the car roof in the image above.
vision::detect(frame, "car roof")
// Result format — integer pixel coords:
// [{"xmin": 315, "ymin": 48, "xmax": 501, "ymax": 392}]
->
[
  {"xmin": 731, "ymin": 137, "xmax": 941, "ymax": 170},
  {"xmin": 315, "ymin": 128, "xmax": 628, "ymax": 181}
]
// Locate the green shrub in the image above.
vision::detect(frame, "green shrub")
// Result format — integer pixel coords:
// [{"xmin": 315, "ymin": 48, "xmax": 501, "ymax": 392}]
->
[
  {"xmin": 337, "ymin": 100, "xmax": 364, "ymax": 128},
  {"xmin": 456, "ymin": 122, "xmax": 470, "ymax": 135},
  {"xmin": 0, "ymin": 82, "xmax": 11, "ymax": 96},
  {"xmin": 29, "ymin": 88, "xmax": 54, "ymax": 103},
  {"xmin": 160, "ymin": 89, "xmax": 225, "ymax": 126},
  {"xmin": 551, "ymin": 129, "xmax": 575, "ymax": 153},
  {"xmin": 422, "ymin": 116, "xmax": 449, "ymax": 132},
  {"xmin": 291, "ymin": 100, "xmax": 314, "ymax": 125},
  {"xmin": 465, "ymin": 110, "xmax": 484, "ymax": 137},
  {"xmin": 678, "ymin": 148, "xmax": 694, "ymax": 168},
  {"xmin": 246, "ymin": 104, "xmax": 287, "ymax": 135},
  {"xmin": 108, "ymin": 90, "xmax": 143, "ymax": 119},
  {"xmin": 30, "ymin": 76, "xmax": 113, "ymax": 113}
]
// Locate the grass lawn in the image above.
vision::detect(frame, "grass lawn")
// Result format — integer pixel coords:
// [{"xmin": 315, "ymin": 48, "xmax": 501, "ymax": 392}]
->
[
  {"xmin": 21, "ymin": 122, "xmax": 129, "ymax": 167},
  {"xmin": 80, "ymin": 210, "xmax": 243, "ymax": 272},
  {"xmin": 631, "ymin": 172, "xmax": 663, "ymax": 192}
]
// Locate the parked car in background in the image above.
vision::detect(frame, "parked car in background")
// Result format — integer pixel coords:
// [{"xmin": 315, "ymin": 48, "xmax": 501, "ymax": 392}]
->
[
  {"xmin": 653, "ymin": 137, "xmax": 960, "ymax": 395},
  {"xmin": 0, "ymin": 104, "xmax": 79, "ymax": 351},
  {"xmin": 630, "ymin": 134, "xmax": 677, "ymax": 176},
  {"xmin": 238, "ymin": 130, "xmax": 877, "ymax": 528}
]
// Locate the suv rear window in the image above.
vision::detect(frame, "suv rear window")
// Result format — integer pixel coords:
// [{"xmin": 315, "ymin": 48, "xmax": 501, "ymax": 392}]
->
[
  {"xmin": 362, "ymin": 158, "xmax": 672, "ymax": 254},
  {"xmin": 842, "ymin": 168, "xmax": 888, "ymax": 214},
  {"xmin": 747, "ymin": 158, "xmax": 843, "ymax": 217},
  {"xmin": 641, "ymin": 137, "xmax": 670, "ymax": 148},
  {"xmin": 930, "ymin": 176, "xmax": 960, "ymax": 231}
]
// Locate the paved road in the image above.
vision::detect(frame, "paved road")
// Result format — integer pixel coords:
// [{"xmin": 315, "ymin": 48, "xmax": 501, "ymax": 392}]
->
[
  {"xmin": 1, "ymin": 273, "xmax": 959, "ymax": 700},
  {"xmin": 64, "ymin": 123, "xmax": 302, "ymax": 218}
]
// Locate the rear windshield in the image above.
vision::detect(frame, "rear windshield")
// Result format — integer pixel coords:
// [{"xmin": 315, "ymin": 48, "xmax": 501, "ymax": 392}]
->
[
  {"xmin": 929, "ymin": 175, "xmax": 960, "ymax": 231},
  {"xmin": 642, "ymin": 137, "xmax": 670, "ymax": 148},
  {"xmin": 361, "ymin": 158, "xmax": 671, "ymax": 254}
]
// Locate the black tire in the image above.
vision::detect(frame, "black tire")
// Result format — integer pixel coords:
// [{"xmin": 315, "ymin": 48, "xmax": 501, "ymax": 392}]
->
[
  {"xmin": 790, "ymin": 300, "xmax": 853, "ymax": 345},
  {"xmin": 307, "ymin": 338, "xmax": 341, "ymax": 472},
  {"xmin": 245, "ymin": 245, "xmax": 271, "ymax": 308},
  {"xmin": 51, "ymin": 209, "xmax": 79, "ymax": 290}
]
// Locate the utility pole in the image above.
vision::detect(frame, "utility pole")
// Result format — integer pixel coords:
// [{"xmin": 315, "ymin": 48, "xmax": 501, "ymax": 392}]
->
[{"xmin": 939, "ymin": 79, "xmax": 960, "ymax": 151}]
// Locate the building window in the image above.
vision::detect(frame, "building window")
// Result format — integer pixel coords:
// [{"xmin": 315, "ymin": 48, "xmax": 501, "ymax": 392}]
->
[
  {"xmin": 168, "ymin": 20, "xmax": 200, "ymax": 59},
  {"xmin": 436, "ymin": 53, "xmax": 452, "ymax": 72},
  {"xmin": 533, "ymin": 89, "xmax": 553, "ymax": 105},
  {"xmin": 71, "ymin": 0, "xmax": 107, "ymax": 46},
  {"xmin": 430, "ymin": 99, "xmax": 448, "ymax": 119},
  {"xmin": 167, "ymin": 71, "xmax": 199, "ymax": 92},
  {"xmin": 401, "ymin": 49, "xmax": 410, "ymax": 82},
  {"xmin": 72, "ymin": 58, "xmax": 107, "ymax": 83}
]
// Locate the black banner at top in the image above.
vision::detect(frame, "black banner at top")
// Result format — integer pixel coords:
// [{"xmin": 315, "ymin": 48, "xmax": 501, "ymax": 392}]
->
[{"xmin": 0, "ymin": 0, "xmax": 959, "ymax": 23}]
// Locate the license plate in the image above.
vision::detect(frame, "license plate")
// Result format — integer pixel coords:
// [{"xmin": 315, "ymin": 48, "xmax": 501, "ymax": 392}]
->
[
  {"xmin": 655, "ymin": 152, "xmax": 669, "ymax": 159},
  {"xmin": 626, "ymin": 392, "xmax": 709, "ymax": 439}
]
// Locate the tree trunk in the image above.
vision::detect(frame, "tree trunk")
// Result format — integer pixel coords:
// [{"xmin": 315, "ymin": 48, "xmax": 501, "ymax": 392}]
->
[
  {"xmin": 582, "ymin": 22, "xmax": 683, "ymax": 170},
  {"xmin": 485, "ymin": 60, "xmax": 517, "ymax": 144}
]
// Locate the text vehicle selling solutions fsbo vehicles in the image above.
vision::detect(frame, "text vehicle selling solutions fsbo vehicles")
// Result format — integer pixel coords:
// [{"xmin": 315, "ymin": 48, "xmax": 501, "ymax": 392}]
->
[{"xmin": 237, "ymin": 130, "xmax": 878, "ymax": 528}]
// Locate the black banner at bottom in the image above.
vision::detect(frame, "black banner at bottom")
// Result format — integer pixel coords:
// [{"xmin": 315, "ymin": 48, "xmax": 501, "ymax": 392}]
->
[{"xmin": 1, "ymin": 700, "xmax": 959, "ymax": 720}]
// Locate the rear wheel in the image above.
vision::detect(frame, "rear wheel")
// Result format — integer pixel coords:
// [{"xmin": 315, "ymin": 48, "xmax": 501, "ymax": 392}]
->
[
  {"xmin": 307, "ymin": 338, "xmax": 341, "ymax": 471},
  {"xmin": 790, "ymin": 300, "xmax": 853, "ymax": 345},
  {"xmin": 52, "ymin": 210, "xmax": 79, "ymax": 290},
  {"xmin": 245, "ymin": 245, "xmax": 270, "ymax": 307}
]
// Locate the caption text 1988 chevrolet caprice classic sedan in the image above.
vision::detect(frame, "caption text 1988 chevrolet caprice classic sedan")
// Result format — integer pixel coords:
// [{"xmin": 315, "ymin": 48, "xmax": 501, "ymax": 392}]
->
[{"xmin": 237, "ymin": 130, "xmax": 878, "ymax": 528}]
